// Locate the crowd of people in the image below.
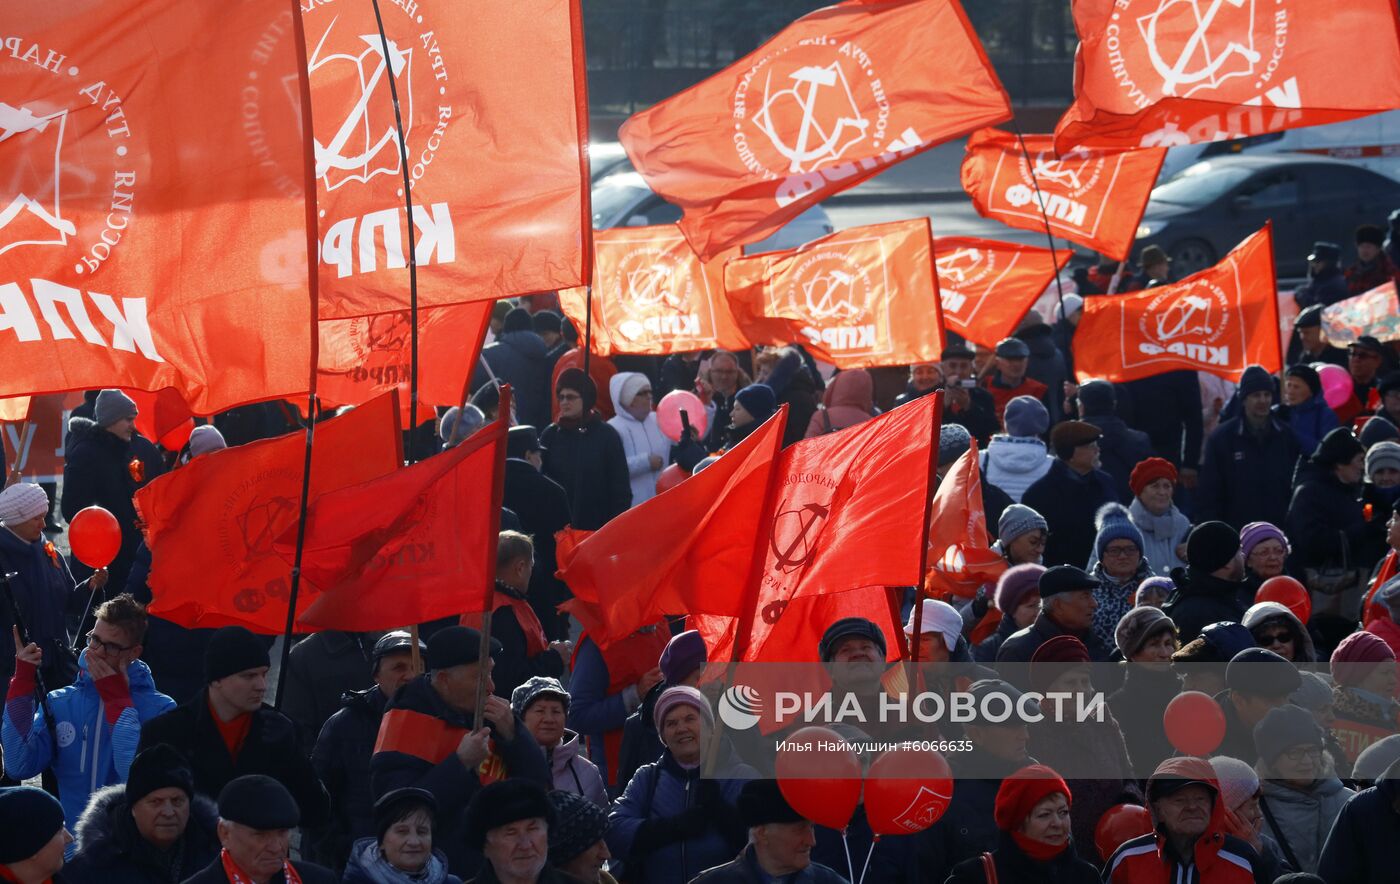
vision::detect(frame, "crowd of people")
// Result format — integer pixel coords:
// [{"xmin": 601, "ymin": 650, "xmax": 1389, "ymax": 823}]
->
[{"xmin": 1, "ymin": 262, "xmax": 1400, "ymax": 884}]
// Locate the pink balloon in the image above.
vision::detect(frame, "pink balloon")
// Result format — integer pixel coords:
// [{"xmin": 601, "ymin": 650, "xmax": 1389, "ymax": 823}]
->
[
  {"xmin": 656, "ymin": 390, "xmax": 708, "ymax": 442},
  {"xmin": 1316, "ymin": 363, "xmax": 1353, "ymax": 410}
]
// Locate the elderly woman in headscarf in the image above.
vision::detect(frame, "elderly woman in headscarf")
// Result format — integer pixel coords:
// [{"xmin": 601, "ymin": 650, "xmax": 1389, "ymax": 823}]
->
[{"xmin": 606, "ymin": 372, "xmax": 671, "ymax": 508}]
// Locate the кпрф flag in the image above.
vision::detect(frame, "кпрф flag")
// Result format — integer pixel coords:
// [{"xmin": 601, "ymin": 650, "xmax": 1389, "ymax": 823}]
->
[{"xmin": 933, "ymin": 236, "xmax": 1069, "ymax": 349}]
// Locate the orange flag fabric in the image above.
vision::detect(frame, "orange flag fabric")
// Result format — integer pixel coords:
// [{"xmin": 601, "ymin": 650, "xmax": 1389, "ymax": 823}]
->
[
  {"xmin": 556, "ymin": 409, "xmax": 789, "ymax": 649},
  {"xmin": 620, "ymin": 0, "xmax": 1010, "ymax": 259},
  {"xmin": 924, "ymin": 440, "xmax": 1007, "ymax": 599},
  {"xmin": 933, "ymin": 236, "xmax": 1069, "ymax": 349},
  {"xmin": 1054, "ymin": 0, "xmax": 1400, "ymax": 152},
  {"xmin": 725, "ymin": 219, "xmax": 945, "ymax": 368},
  {"xmin": 301, "ymin": 0, "xmax": 591, "ymax": 318},
  {"xmin": 558, "ymin": 226, "xmax": 750, "ymax": 356},
  {"xmin": 134, "ymin": 392, "xmax": 402, "ymax": 632},
  {"xmin": 1074, "ymin": 225, "xmax": 1282, "ymax": 383},
  {"xmin": 1, "ymin": 393, "xmax": 84, "ymax": 481},
  {"xmin": 690, "ymin": 586, "xmax": 904, "ymax": 664},
  {"xmin": 0, "ymin": 0, "xmax": 312, "ymax": 413},
  {"xmin": 284, "ymin": 396, "xmax": 509, "ymax": 631},
  {"xmin": 959, "ymin": 129, "xmax": 1165, "ymax": 261},
  {"xmin": 127, "ymin": 389, "xmax": 195, "ymax": 449}
]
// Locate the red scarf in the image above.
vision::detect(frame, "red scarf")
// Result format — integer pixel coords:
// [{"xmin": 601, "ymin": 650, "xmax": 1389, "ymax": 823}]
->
[
  {"xmin": 220, "ymin": 848, "xmax": 302, "ymax": 884},
  {"xmin": 209, "ymin": 698, "xmax": 252, "ymax": 760},
  {"xmin": 1011, "ymin": 831, "xmax": 1069, "ymax": 862},
  {"xmin": 461, "ymin": 585, "xmax": 548, "ymax": 657}
]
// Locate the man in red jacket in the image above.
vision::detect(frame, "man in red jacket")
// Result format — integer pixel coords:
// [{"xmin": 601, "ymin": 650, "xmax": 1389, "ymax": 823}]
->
[{"xmin": 982, "ymin": 337, "xmax": 1048, "ymax": 423}]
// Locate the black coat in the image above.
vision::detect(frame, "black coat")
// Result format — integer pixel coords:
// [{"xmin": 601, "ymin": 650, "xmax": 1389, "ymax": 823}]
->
[
  {"xmin": 1317, "ymin": 771, "xmax": 1400, "ymax": 884},
  {"xmin": 943, "ymin": 387, "xmax": 1000, "ymax": 448},
  {"xmin": 0, "ymin": 522, "xmax": 78, "ymax": 688},
  {"xmin": 502, "ymin": 458, "xmax": 573, "ymax": 640},
  {"xmin": 280, "ymin": 630, "xmax": 373, "ymax": 748},
  {"xmin": 996, "ymin": 611, "xmax": 1111, "ymax": 669},
  {"xmin": 369, "ymin": 674, "xmax": 551, "ymax": 878},
  {"xmin": 1021, "ymin": 460, "xmax": 1118, "ymax": 568},
  {"xmin": 474, "ymin": 330, "xmax": 554, "ymax": 429},
  {"xmin": 61, "ymin": 416, "xmax": 142, "ymax": 591},
  {"xmin": 916, "ymin": 749, "xmax": 1035, "ymax": 877},
  {"xmin": 1108, "ymin": 665, "xmax": 1182, "ymax": 778},
  {"xmin": 1162, "ymin": 567, "xmax": 1249, "ymax": 644},
  {"xmin": 489, "ymin": 582, "xmax": 566, "ymax": 700},
  {"xmin": 1083, "ymin": 413, "xmax": 1154, "ymax": 504},
  {"xmin": 1197, "ymin": 416, "xmax": 1302, "ymax": 530},
  {"xmin": 67, "ymin": 785, "xmax": 221, "ymax": 884},
  {"xmin": 1286, "ymin": 460, "xmax": 1372, "ymax": 574},
  {"xmin": 539, "ymin": 414, "xmax": 631, "ymax": 530},
  {"xmin": 180, "ymin": 858, "xmax": 337, "ymax": 884},
  {"xmin": 691, "ymin": 845, "xmax": 850, "ymax": 884},
  {"xmin": 137, "ymin": 689, "xmax": 329, "ymax": 828},
  {"xmin": 1294, "ymin": 265, "xmax": 1351, "ymax": 309},
  {"xmin": 1017, "ymin": 323, "xmax": 1070, "ymax": 425},
  {"xmin": 658, "ymin": 353, "xmax": 701, "ymax": 399},
  {"xmin": 981, "ymin": 479, "xmax": 1014, "ymax": 542},
  {"xmin": 307, "ymin": 686, "xmax": 389, "ymax": 869},
  {"xmin": 945, "ymin": 831, "xmax": 1100, "ymax": 884},
  {"xmin": 1120, "ymin": 371, "xmax": 1204, "ymax": 469}
]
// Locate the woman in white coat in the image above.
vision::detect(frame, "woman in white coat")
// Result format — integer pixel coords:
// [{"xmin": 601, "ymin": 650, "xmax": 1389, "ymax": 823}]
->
[{"xmin": 608, "ymin": 372, "xmax": 671, "ymax": 507}]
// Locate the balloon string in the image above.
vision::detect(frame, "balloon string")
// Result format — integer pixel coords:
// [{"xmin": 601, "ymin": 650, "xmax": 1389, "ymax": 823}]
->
[
  {"xmin": 841, "ymin": 829, "xmax": 854, "ymax": 884},
  {"xmin": 856, "ymin": 836, "xmax": 879, "ymax": 884}
]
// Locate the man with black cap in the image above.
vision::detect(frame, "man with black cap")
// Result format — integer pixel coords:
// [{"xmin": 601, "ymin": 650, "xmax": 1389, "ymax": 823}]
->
[
  {"xmin": 540, "ymin": 368, "xmax": 631, "ymax": 530},
  {"xmin": 1162, "ymin": 522, "xmax": 1248, "ymax": 643},
  {"xmin": 1213, "ymin": 648, "xmax": 1303, "ymax": 764},
  {"xmin": 1022, "ymin": 421, "xmax": 1117, "ymax": 567},
  {"xmin": 464, "ymin": 779, "xmax": 562, "ymax": 884},
  {"xmin": 307, "ymin": 630, "xmax": 425, "ymax": 868},
  {"xmin": 137, "ymin": 626, "xmax": 328, "ymax": 829},
  {"xmin": 1286, "ymin": 304, "xmax": 1348, "ymax": 368},
  {"xmin": 475, "ymin": 306, "xmax": 553, "ymax": 429},
  {"xmin": 1134, "ymin": 244, "xmax": 1173, "ymax": 289},
  {"xmin": 690, "ymin": 779, "xmax": 846, "ymax": 884},
  {"xmin": 371, "ymin": 624, "xmax": 549, "ymax": 877},
  {"xmin": 0, "ymin": 785, "xmax": 70, "ymax": 883},
  {"xmin": 1347, "ymin": 224, "xmax": 1395, "ymax": 295},
  {"xmin": 61, "ymin": 388, "xmax": 145, "ymax": 592},
  {"xmin": 981, "ymin": 337, "xmax": 1048, "ymax": 424},
  {"xmin": 1199, "ymin": 365, "xmax": 1301, "ymax": 529},
  {"xmin": 1295, "ymin": 241, "xmax": 1350, "ymax": 309},
  {"xmin": 1376, "ymin": 371, "xmax": 1400, "ymax": 430},
  {"xmin": 940, "ymin": 342, "xmax": 999, "ymax": 446},
  {"xmin": 183, "ymin": 775, "xmax": 337, "ymax": 884},
  {"xmin": 546, "ymin": 790, "xmax": 612, "ymax": 884},
  {"xmin": 1078, "ymin": 379, "xmax": 1152, "ymax": 504},
  {"xmin": 997, "ymin": 566, "xmax": 1110, "ymax": 664},
  {"xmin": 1342, "ymin": 335, "xmax": 1393, "ymax": 425},
  {"xmin": 66, "ymin": 744, "xmax": 220, "ymax": 884},
  {"xmin": 502, "ymin": 426, "xmax": 573, "ymax": 641}
]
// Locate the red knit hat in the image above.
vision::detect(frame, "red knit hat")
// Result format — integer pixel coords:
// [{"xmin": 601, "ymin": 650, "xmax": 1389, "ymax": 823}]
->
[
  {"xmin": 993, "ymin": 765, "xmax": 1072, "ymax": 832},
  {"xmin": 1030, "ymin": 635, "xmax": 1092, "ymax": 694},
  {"xmin": 1331, "ymin": 630, "xmax": 1396, "ymax": 686},
  {"xmin": 1130, "ymin": 457, "xmax": 1178, "ymax": 497}
]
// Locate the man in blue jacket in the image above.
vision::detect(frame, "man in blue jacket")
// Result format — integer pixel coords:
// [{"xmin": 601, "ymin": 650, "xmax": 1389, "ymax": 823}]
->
[
  {"xmin": 1198, "ymin": 366, "xmax": 1301, "ymax": 530},
  {"xmin": 2, "ymin": 593, "xmax": 174, "ymax": 834}
]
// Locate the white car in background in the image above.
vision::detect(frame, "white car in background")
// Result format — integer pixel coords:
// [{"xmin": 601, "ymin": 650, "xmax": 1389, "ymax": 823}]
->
[{"xmin": 1158, "ymin": 111, "xmax": 1400, "ymax": 182}]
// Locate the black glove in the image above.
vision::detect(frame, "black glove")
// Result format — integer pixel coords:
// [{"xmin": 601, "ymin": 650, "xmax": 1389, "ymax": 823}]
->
[{"xmin": 971, "ymin": 587, "xmax": 990, "ymax": 620}]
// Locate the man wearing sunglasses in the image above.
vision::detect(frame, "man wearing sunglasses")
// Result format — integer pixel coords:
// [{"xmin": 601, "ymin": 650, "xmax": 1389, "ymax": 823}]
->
[{"xmin": 2, "ymin": 593, "xmax": 174, "ymax": 834}]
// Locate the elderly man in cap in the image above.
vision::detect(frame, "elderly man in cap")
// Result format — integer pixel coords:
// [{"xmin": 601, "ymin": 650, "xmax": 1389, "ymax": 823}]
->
[
  {"xmin": 1133, "ymin": 244, "xmax": 1173, "ymax": 289},
  {"xmin": 307, "ymin": 630, "xmax": 424, "ymax": 868},
  {"xmin": 541, "ymin": 369, "xmax": 631, "ymax": 531},
  {"xmin": 1295, "ymin": 241, "xmax": 1350, "ymax": 309},
  {"xmin": 183, "ymin": 775, "xmax": 336, "ymax": 884},
  {"xmin": 0, "ymin": 785, "xmax": 70, "ymax": 883},
  {"xmin": 66, "ymin": 744, "xmax": 220, "ymax": 883},
  {"xmin": 547, "ymin": 790, "xmax": 613, "ymax": 884},
  {"xmin": 137, "ymin": 626, "xmax": 327, "ymax": 828},
  {"xmin": 61, "ymin": 388, "xmax": 145, "ymax": 593},
  {"xmin": 1211, "ymin": 648, "xmax": 1302, "ymax": 765},
  {"xmin": 371, "ymin": 625, "xmax": 549, "ymax": 878},
  {"xmin": 1161, "ymin": 522, "xmax": 1249, "ymax": 643},
  {"xmin": 817, "ymin": 618, "xmax": 890, "ymax": 723},
  {"xmin": 502, "ymin": 426, "xmax": 572, "ymax": 640},
  {"xmin": 982, "ymin": 337, "xmax": 1048, "ymax": 423},
  {"xmin": 1022, "ymin": 421, "xmax": 1117, "ymax": 567},
  {"xmin": 1343, "ymin": 335, "xmax": 1393, "ymax": 425},
  {"xmin": 691, "ymin": 779, "xmax": 847, "ymax": 884},
  {"xmin": 996, "ymin": 566, "xmax": 1109, "ymax": 665},
  {"xmin": 464, "ymin": 779, "xmax": 562, "ymax": 884},
  {"xmin": 1286, "ymin": 304, "xmax": 1349, "ymax": 368},
  {"xmin": 1199, "ymin": 365, "xmax": 1301, "ymax": 530}
]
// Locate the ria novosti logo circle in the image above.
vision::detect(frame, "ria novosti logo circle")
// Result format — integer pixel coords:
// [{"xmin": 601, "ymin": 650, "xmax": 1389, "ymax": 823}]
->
[{"xmin": 719, "ymin": 684, "xmax": 763, "ymax": 731}]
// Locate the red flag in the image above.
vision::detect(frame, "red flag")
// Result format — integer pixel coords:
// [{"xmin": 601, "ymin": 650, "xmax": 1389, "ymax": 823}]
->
[
  {"xmin": 959, "ymin": 129, "xmax": 1165, "ymax": 261},
  {"xmin": 556, "ymin": 409, "xmax": 790, "ymax": 648},
  {"xmin": 924, "ymin": 440, "xmax": 1006, "ymax": 599},
  {"xmin": 1074, "ymin": 225, "xmax": 1282, "ymax": 383},
  {"xmin": 127, "ymin": 389, "xmax": 195, "ymax": 449},
  {"xmin": 134, "ymin": 392, "xmax": 402, "ymax": 632},
  {"xmin": 1, "ymin": 392, "xmax": 84, "ymax": 481},
  {"xmin": 620, "ymin": 0, "xmax": 1010, "ymax": 259},
  {"xmin": 1054, "ymin": 0, "xmax": 1400, "ymax": 152},
  {"xmin": 0, "ymin": 0, "xmax": 312, "ymax": 412},
  {"xmin": 558, "ymin": 226, "xmax": 750, "ymax": 356},
  {"xmin": 690, "ymin": 588, "xmax": 906, "ymax": 664},
  {"xmin": 725, "ymin": 219, "xmax": 946, "ymax": 368},
  {"xmin": 933, "ymin": 236, "xmax": 1069, "ymax": 349},
  {"xmin": 284, "ymin": 396, "xmax": 509, "ymax": 631},
  {"xmin": 301, "ymin": 0, "xmax": 591, "ymax": 317}
]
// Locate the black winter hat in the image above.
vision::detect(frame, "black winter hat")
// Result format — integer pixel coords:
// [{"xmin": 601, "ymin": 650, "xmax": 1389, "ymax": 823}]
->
[
  {"xmin": 502, "ymin": 307, "xmax": 534, "ymax": 334},
  {"xmin": 818, "ymin": 617, "xmax": 887, "ymax": 662},
  {"xmin": 374, "ymin": 787, "xmax": 437, "ymax": 844},
  {"xmin": 1285, "ymin": 364, "xmax": 1321, "ymax": 397},
  {"xmin": 1237, "ymin": 364, "xmax": 1275, "ymax": 399},
  {"xmin": 0, "ymin": 786, "xmax": 66, "ymax": 863},
  {"xmin": 547, "ymin": 789, "xmax": 609, "ymax": 866},
  {"xmin": 126, "ymin": 744, "xmax": 194, "ymax": 804},
  {"xmin": 1357, "ymin": 224, "xmax": 1386, "ymax": 248},
  {"xmin": 204, "ymin": 626, "xmax": 270, "ymax": 684},
  {"xmin": 425, "ymin": 625, "xmax": 500, "ymax": 671},
  {"xmin": 1378, "ymin": 371, "xmax": 1400, "ymax": 399},
  {"xmin": 532, "ymin": 310, "xmax": 563, "ymax": 336},
  {"xmin": 738, "ymin": 778, "xmax": 807, "ymax": 828},
  {"xmin": 1361, "ymin": 414, "xmax": 1400, "ymax": 448},
  {"xmin": 506, "ymin": 425, "xmax": 546, "ymax": 459},
  {"xmin": 1186, "ymin": 521, "xmax": 1240, "ymax": 573},
  {"xmin": 371, "ymin": 630, "xmax": 425, "ymax": 675},
  {"xmin": 1077, "ymin": 379, "xmax": 1116, "ymax": 416},
  {"xmin": 1037, "ymin": 565, "xmax": 1099, "ymax": 598},
  {"xmin": 1312, "ymin": 427, "xmax": 1364, "ymax": 467},
  {"xmin": 1226, "ymin": 648, "xmax": 1302, "ymax": 699},
  {"xmin": 217, "ymin": 775, "xmax": 300, "ymax": 830},
  {"xmin": 1293, "ymin": 304, "xmax": 1325, "ymax": 329},
  {"xmin": 556, "ymin": 367, "xmax": 597, "ymax": 412},
  {"xmin": 465, "ymin": 779, "xmax": 554, "ymax": 849}
]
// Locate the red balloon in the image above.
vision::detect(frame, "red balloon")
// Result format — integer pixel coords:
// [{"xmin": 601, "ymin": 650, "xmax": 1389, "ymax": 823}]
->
[
  {"xmin": 158, "ymin": 418, "xmax": 195, "ymax": 452},
  {"xmin": 1256, "ymin": 575, "xmax": 1311, "ymax": 624},
  {"xmin": 1163, "ymin": 691, "xmax": 1226, "ymax": 756},
  {"xmin": 775, "ymin": 726, "xmax": 862, "ymax": 831},
  {"xmin": 68, "ymin": 506, "xmax": 122, "ymax": 569},
  {"xmin": 1095, "ymin": 804, "xmax": 1154, "ymax": 862},
  {"xmin": 655, "ymin": 463, "xmax": 687, "ymax": 494},
  {"xmin": 863, "ymin": 745, "xmax": 954, "ymax": 835}
]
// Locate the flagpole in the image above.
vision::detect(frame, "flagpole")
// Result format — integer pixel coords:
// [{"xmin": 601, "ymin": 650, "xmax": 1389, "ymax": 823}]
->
[
  {"xmin": 277, "ymin": 0, "xmax": 324, "ymax": 710},
  {"xmin": 582, "ymin": 285, "xmax": 594, "ymax": 377},
  {"xmin": 1009, "ymin": 119, "xmax": 1068, "ymax": 325},
  {"xmin": 368, "ymin": 0, "xmax": 421, "ymax": 463},
  {"xmin": 473, "ymin": 385, "xmax": 513, "ymax": 727}
]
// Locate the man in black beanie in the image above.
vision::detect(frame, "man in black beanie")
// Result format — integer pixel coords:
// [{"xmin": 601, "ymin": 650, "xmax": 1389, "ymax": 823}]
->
[
  {"xmin": 138, "ymin": 626, "xmax": 328, "ymax": 829},
  {"xmin": 546, "ymin": 790, "xmax": 611, "ymax": 884},
  {"xmin": 0, "ymin": 786, "xmax": 69, "ymax": 883},
  {"xmin": 1162, "ymin": 522, "xmax": 1248, "ymax": 643},
  {"xmin": 464, "ymin": 779, "xmax": 559, "ymax": 883},
  {"xmin": 1199, "ymin": 365, "xmax": 1300, "ymax": 529},
  {"xmin": 66, "ymin": 744, "xmax": 220, "ymax": 884},
  {"xmin": 692, "ymin": 779, "xmax": 847, "ymax": 883},
  {"xmin": 183, "ymin": 775, "xmax": 336, "ymax": 884},
  {"xmin": 1213, "ymin": 648, "xmax": 1302, "ymax": 765},
  {"xmin": 1346, "ymin": 223, "xmax": 1395, "ymax": 296},
  {"xmin": 540, "ymin": 368, "xmax": 631, "ymax": 530}
]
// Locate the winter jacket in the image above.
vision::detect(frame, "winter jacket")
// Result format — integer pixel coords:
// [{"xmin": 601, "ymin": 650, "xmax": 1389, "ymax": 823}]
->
[
  {"xmin": 1089, "ymin": 558, "xmax": 1152, "ymax": 654},
  {"xmin": 182, "ymin": 857, "xmax": 338, "ymax": 884},
  {"xmin": 1162, "ymin": 567, "xmax": 1249, "ymax": 644},
  {"xmin": 342, "ymin": 837, "xmax": 462, "ymax": 884},
  {"xmin": 1017, "ymin": 323, "xmax": 1070, "ymax": 424},
  {"xmin": 1083, "ymin": 413, "xmax": 1154, "ymax": 504},
  {"xmin": 1257, "ymin": 773, "xmax": 1353, "ymax": 874},
  {"xmin": 945, "ymin": 830, "xmax": 1100, "ymax": 884},
  {"xmin": 540, "ymin": 414, "xmax": 632, "ymax": 530},
  {"xmin": 136, "ymin": 688, "xmax": 328, "ymax": 829},
  {"xmin": 1241, "ymin": 604, "xmax": 1317, "ymax": 663},
  {"xmin": 0, "ymin": 525, "xmax": 78, "ymax": 688},
  {"xmin": 544, "ymin": 729, "xmax": 608, "ymax": 806},
  {"xmin": 309, "ymin": 687, "xmax": 390, "ymax": 869},
  {"xmin": 1347, "ymin": 253, "xmax": 1397, "ymax": 295},
  {"xmin": 805, "ymin": 369, "xmax": 875, "ymax": 438},
  {"xmin": 1276, "ymin": 394, "xmax": 1340, "ymax": 456},
  {"xmin": 983, "ymin": 372, "xmax": 1048, "ymax": 423},
  {"xmin": 944, "ymin": 386, "xmax": 1000, "ymax": 447},
  {"xmin": 1317, "ymin": 768, "xmax": 1400, "ymax": 884},
  {"xmin": 1109, "ymin": 664, "xmax": 1183, "ymax": 778},
  {"xmin": 1021, "ymin": 460, "xmax": 1118, "ymax": 568},
  {"xmin": 567, "ymin": 627, "xmax": 669, "ymax": 790},
  {"xmin": 280, "ymin": 630, "xmax": 373, "ymax": 749},
  {"xmin": 812, "ymin": 805, "xmax": 915, "ymax": 883},
  {"xmin": 1030, "ymin": 712, "xmax": 1142, "ymax": 864},
  {"xmin": 1285, "ymin": 459, "xmax": 1370, "ymax": 574},
  {"xmin": 995, "ymin": 610, "xmax": 1111, "ymax": 668},
  {"xmin": 1295, "ymin": 265, "xmax": 1351, "ymax": 309},
  {"xmin": 475, "ymin": 329, "xmax": 553, "ymax": 429},
  {"xmin": 2, "ymin": 652, "xmax": 175, "ymax": 830},
  {"xmin": 1126, "ymin": 498, "xmax": 1190, "ymax": 576},
  {"xmin": 1197, "ymin": 415, "xmax": 1301, "ymax": 530},
  {"xmin": 1120, "ymin": 371, "xmax": 1205, "ymax": 469},
  {"xmin": 915, "ymin": 748, "xmax": 1035, "ymax": 875},
  {"xmin": 972, "ymin": 610, "xmax": 1022, "ymax": 663},
  {"xmin": 979, "ymin": 435, "xmax": 1053, "ymax": 503},
  {"xmin": 368, "ymin": 674, "xmax": 550, "ymax": 877},
  {"xmin": 1367, "ymin": 615, "xmax": 1400, "ymax": 659},
  {"xmin": 61, "ymin": 416, "xmax": 142, "ymax": 591},
  {"xmin": 503, "ymin": 458, "xmax": 574, "ymax": 641},
  {"xmin": 607, "ymin": 373, "xmax": 672, "ymax": 508},
  {"xmin": 765, "ymin": 350, "xmax": 820, "ymax": 448},
  {"xmin": 690, "ymin": 845, "xmax": 849, "ymax": 884},
  {"xmin": 66, "ymin": 784, "xmax": 220, "ymax": 884},
  {"xmin": 606, "ymin": 749, "xmax": 754, "ymax": 884},
  {"xmin": 488, "ymin": 582, "xmax": 566, "ymax": 701},
  {"xmin": 616, "ymin": 681, "xmax": 664, "ymax": 797}
]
